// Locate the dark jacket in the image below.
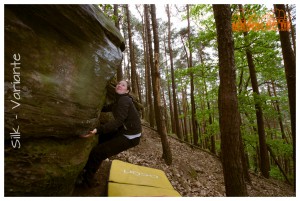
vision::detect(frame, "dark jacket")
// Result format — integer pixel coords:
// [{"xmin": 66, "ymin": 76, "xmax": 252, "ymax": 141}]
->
[{"xmin": 97, "ymin": 93, "xmax": 142, "ymax": 136}]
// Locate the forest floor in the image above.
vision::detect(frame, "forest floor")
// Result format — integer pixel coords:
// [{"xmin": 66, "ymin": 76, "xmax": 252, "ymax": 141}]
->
[{"xmin": 72, "ymin": 121, "xmax": 295, "ymax": 197}]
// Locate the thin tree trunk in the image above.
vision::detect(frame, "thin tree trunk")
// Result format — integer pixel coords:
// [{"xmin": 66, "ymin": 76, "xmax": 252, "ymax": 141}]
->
[
  {"xmin": 178, "ymin": 37, "xmax": 190, "ymax": 142},
  {"xmin": 203, "ymin": 77, "xmax": 215, "ymax": 154},
  {"xmin": 126, "ymin": 5, "xmax": 138, "ymax": 95},
  {"xmin": 166, "ymin": 4, "xmax": 182, "ymax": 140},
  {"xmin": 238, "ymin": 65, "xmax": 244, "ymax": 94},
  {"xmin": 237, "ymin": 61, "xmax": 252, "ymax": 183},
  {"xmin": 186, "ymin": 4, "xmax": 198, "ymax": 146},
  {"xmin": 163, "ymin": 35, "xmax": 175, "ymax": 134},
  {"xmin": 181, "ymin": 83, "xmax": 189, "ymax": 142},
  {"xmin": 162, "ymin": 84, "xmax": 170, "ymax": 134},
  {"xmin": 114, "ymin": 4, "xmax": 123, "ymax": 81},
  {"xmin": 136, "ymin": 72, "xmax": 143, "ymax": 115},
  {"xmin": 135, "ymin": 6, "xmax": 146, "ymax": 119},
  {"xmin": 207, "ymin": 99, "xmax": 215, "ymax": 154},
  {"xmin": 144, "ymin": 4, "xmax": 155, "ymax": 127},
  {"xmin": 197, "ymin": 44, "xmax": 205, "ymax": 149},
  {"xmin": 150, "ymin": 4, "xmax": 172, "ymax": 165},
  {"xmin": 239, "ymin": 4, "xmax": 270, "ymax": 178},
  {"xmin": 286, "ymin": 4, "xmax": 296, "ymax": 54},
  {"xmin": 121, "ymin": 8, "xmax": 130, "ymax": 80},
  {"xmin": 213, "ymin": 4, "xmax": 248, "ymax": 196},
  {"xmin": 271, "ymin": 81, "xmax": 288, "ymax": 142},
  {"xmin": 167, "ymin": 77, "xmax": 175, "ymax": 134},
  {"xmin": 274, "ymin": 4, "xmax": 296, "ymax": 189}
]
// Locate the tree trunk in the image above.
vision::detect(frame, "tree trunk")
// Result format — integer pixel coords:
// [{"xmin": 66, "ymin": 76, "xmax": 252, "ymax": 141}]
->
[
  {"xmin": 121, "ymin": 9, "xmax": 130, "ymax": 79},
  {"xmin": 163, "ymin": 35, "xmax": 175, "ymax": 134},
  {"xmin": 181, "ymin": 84, "xmax": 189, "ymax": 142},
  {"xmin": 237, "ymin": 58, "xmax": 251, "ymax": 183},
  {"xmin": 162, "ymin": 84, "xmax": 170, "ymax": 134},
  {"xmin": 144, "ymin": 4, "xmax": 155, "ymax": 127},
  {"xmin": 203, "ymin": 78, "xmax": 215, "ymax": 154},
  {"xmin": 135, "ymin": 5, "xmax": 146, "ymax": 120},
  {"xmin": 136, "ymin": 72, "xmax": 142, "ymax": 115},
  {"xmin": 125, "ymin": 5, "xmax": 138, "ymax": 95},
  {"xmin": 186, "ymin": 4, "xmax": 198, "ymax": 146},
  {"xmin": 114, "ymin": 4, "xmax": 123, "ymax": 81},
  {"xmin": 270, "ymin": 81, "xmax": 288, "ymax": 142},
  {"xmin": 213, "ymin": 4, "xmax": 248, "ymax": 196},
  {"xmin": 166, "ymin": 4, "xmax": 182, "ymax": 140},
  {"xmin": 207, "ymin": 100, "xmax": 216, "ymax": 154},
  {"xmin": 150, "ymin": 4, "xmax": 172, "ymax": 165},
  {"xmin": 168, "ymin": 83, "xmax": 175, "ymax": 134},
  {"xmin": 239, "ymin": 4, "xmax": 270, "ymax": 178},
  {"xmin": 286, "ymin": 4, "xmax": 296, "ymax": 54},
  {"xmin": 274, "ymin": 4, "xmax": 296, "ymax": 189}
]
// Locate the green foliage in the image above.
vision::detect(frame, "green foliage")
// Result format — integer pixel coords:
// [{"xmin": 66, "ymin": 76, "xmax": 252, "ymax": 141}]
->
[
  {"xmin": 98, "ymin": 4, "xmax": 123, "ymax": 24},
  {"xmin": 116, "ymin": 4, "xmax": 293, "ymax": 184},
  {"xmin": 98, "ymin": 4, "xmax": 114, "ymax": 18},
  {"xmin": 179, "ymin": 113, "xmax": 189, "ymax": 120},
  {"xmin": 243, "ymin": 132, "xmax": 258, "ymax": 150},
  {"xmin": 172, "ymin": 5, "xmax": 291, "ymax": 181},
  {"xmin": 206, "ymin": 121, "xmax": 219, "ymax": 137},
  {"xmin": 99, "ymin": 4, "xmax": 113, "ymax": 10},
  {"xmin": 267, "ymin": 138, "xmax": 293, "ymax": 157},
  {"xmin": 215, "ymin": 140, "xmax": 221, "ymax": 155},
  {"xmin": 238, "ymin": 92, "xmax": 255, "ymax": 112},
  {"xmin": 232, "ymin": 4, "xmax": 291, "ymax": 176},
  {"xmin": 269, "ymin": 166, "xmax": 285, "ymax": 181},
  {"xmin": 190, "ymin": 5, "xmax": 217, "ymax": 50}
]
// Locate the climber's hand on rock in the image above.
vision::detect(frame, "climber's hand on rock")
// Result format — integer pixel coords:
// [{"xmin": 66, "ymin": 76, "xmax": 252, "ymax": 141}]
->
[{"xmin": 79, "ymin": 129, "xmax": 97, "ymax": 138}]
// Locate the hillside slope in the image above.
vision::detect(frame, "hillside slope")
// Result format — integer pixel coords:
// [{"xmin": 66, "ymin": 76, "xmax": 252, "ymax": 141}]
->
[{"xmin": 72, "ymin": 123, "xmax": 295, "ymax": 197}]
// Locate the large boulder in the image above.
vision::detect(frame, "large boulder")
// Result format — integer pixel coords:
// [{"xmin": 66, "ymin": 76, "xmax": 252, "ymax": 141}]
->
[{"xmin": 4, "ymin": 5, "xmax": 124, "ymax": 196}]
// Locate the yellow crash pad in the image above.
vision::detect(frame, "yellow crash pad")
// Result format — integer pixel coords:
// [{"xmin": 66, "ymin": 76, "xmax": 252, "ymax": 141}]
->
[
  {"xmin": 108, "ymin": 182, "xmax": 181, "ymax": 197},
  {"xmin": 108, "ymin": 160, "xmax": 181, "ymax": 197}
]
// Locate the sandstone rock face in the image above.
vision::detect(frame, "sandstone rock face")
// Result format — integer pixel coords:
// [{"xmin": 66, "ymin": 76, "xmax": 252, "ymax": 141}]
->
[{"xmin": 4, "ymin": 5, "xmax": 124, "ymax": 196}]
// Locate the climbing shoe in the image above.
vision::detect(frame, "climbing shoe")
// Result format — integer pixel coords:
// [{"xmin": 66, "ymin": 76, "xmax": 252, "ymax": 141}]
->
[{"xmin": 75, "ymin": 170, "xmax": 99, "ymax": 188}]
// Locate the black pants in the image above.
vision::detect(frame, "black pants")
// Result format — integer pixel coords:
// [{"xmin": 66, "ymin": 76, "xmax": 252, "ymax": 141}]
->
[{"xmin": 83, "ymin": 131, "xmax": 140, "ymax": 180}]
